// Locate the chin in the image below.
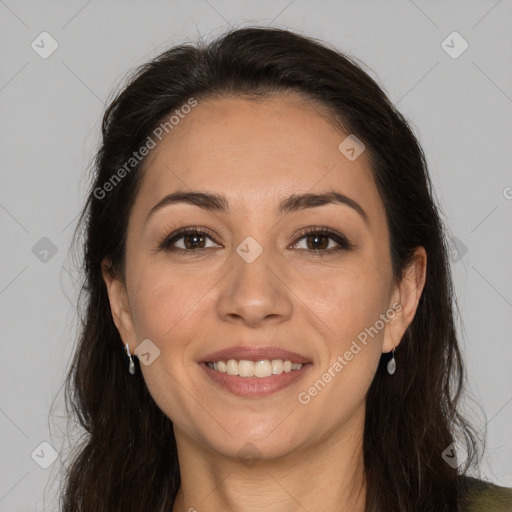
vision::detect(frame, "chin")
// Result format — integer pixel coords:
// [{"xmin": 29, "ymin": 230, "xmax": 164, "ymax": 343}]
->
[{"xmin": 196, "ymin": 415, "xmax": 306, "ymax": 462}]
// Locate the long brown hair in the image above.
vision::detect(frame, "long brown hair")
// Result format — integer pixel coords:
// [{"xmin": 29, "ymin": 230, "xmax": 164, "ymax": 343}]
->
[{"xmin": 56, "ymin": 26, "xmax": 482, "ymax": 511}]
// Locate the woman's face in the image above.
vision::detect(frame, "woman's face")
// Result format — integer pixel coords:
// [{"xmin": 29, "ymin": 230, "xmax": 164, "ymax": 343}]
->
[{"xmin": 104, "ymin": 93, "xmax": 425, "ymax": 462}]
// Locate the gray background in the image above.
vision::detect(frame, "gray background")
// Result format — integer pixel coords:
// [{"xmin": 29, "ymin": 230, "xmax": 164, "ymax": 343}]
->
[{"xmin": 1, "ymin": 1, "xmax": 511, "ymax": 510}]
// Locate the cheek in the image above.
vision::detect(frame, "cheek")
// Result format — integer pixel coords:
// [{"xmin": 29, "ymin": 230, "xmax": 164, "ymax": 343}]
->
[
  {"xmin": 297, "ymin": 274, "xmax": 390, "ymax": 420},
  {"xmin": 127, "ymin": 260, "xmax": 218, "ymax": 351},
  {"xmin": 307, "ymin": 264, "xmax": 392, "ymax": 391},
  {"xmin": 311, "ymin": 263, "xmax": 391, "ymax": 337},
  {"xmin": 127, "ymin": 264, "xmax": 216, "ymax": 427}
]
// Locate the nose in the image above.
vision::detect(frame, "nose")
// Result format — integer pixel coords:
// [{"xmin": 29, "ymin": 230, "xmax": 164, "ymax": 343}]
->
[{"xmin": 216, "ymin": 245, "xmax": 293, "ymax": 328}]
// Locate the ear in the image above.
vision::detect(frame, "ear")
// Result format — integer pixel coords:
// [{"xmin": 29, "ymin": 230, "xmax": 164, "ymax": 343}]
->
[
  {"xmin": 101, "ymin": 258, "xmax": 138, "ymax": 350},
  {"xmin": 382, "ymin": 246, "xmax": 427, "ymax": 353}
]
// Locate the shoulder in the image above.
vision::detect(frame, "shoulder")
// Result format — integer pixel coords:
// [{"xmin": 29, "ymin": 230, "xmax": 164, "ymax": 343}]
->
[{"xmin": 459, "ymin": 475, "xmax": 512, "ymax": 512}]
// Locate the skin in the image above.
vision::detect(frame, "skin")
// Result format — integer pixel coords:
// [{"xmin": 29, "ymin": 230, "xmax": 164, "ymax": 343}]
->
[{"xmin": 103, "ymin": 92, "xmax": 427, "ymax": 512}]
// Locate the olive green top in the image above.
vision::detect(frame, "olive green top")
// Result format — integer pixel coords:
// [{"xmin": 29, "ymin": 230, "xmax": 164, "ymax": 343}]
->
[{"xmin": 460, "ymin": 476, "xmax": 512, "ymax": 511}]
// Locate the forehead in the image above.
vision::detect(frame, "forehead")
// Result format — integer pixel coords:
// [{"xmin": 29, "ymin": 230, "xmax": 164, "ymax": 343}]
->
[{"xmin": 132, "ymin": 93, "xmax": 384, "ymax": 223}]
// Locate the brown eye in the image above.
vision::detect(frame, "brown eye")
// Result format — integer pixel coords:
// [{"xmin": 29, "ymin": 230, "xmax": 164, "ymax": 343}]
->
[
  {"xmin": 158, "ymin": 227, "xmax": 221, "ymax": 253},
  {"xmin": 182, "ymin": 233, "xmax": 207, "ymax": 250},
  {"xmin": 291, "ymin": 227, "xmax": 354, "ymax": 255},
  {"xmin": 302, "ymin": 233, "xmax": 331, "ymax": 251}
]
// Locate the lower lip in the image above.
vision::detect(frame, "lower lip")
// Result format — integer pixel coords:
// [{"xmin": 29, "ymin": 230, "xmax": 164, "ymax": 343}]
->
[{"xmin": 199, "ymin": 363, "xmax": 312, "ymax": 397}]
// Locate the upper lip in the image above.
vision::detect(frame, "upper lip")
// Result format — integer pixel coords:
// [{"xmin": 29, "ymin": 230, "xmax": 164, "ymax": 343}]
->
[{"xmin": 199, "ymin": 345, "xmax": 311, "ymax": 365}]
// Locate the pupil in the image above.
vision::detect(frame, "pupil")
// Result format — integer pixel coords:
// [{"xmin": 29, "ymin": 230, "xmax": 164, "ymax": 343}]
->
[
  {"xmin": 309, "ymin": 235, "xmax": 327, "ymax": 250},
  {"xmin": 185, "ymin": 234, "xmax": 204, "ymax": 249}
]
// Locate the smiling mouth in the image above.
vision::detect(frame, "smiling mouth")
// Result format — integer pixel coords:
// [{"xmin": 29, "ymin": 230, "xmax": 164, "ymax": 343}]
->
[{"xmin": 205, "ymin": 359, "xmax": 308, "ymax": 378}]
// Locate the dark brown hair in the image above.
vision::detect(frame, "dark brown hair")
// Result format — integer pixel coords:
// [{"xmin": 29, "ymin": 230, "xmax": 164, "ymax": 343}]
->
[{"xmin": 57, "ymin": 26, "xmax": 482, "ymax": 511}]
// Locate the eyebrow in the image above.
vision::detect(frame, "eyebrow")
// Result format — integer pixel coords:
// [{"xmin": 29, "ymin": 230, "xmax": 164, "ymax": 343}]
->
[{"xmin": 145, "ymin": 190, "xmax": 369, "ymax": 225}]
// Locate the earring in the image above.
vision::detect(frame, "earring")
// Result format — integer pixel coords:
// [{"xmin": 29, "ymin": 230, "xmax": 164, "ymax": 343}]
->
[
  {"xmin": 387, "ymin": 348, "xmax": 396, "ymax": 375},
  {"xmin": 125, "ymin": 343, "xmax": 136, "ymax": 375}
]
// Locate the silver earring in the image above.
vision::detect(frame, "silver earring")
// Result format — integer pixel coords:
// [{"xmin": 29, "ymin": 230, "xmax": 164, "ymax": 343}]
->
[
  {"xmin": 387, "ymin": 348, "xmax": 396, "ymax": 375},
  {"xmin": 125, "ymin": 343, "xmax": 136, "ymax": 375}
]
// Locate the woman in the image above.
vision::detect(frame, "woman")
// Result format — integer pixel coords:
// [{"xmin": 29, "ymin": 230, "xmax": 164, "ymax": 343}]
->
[{"xmin": 60, "ymin": 26, "xmax": 512, "ymax": 511}]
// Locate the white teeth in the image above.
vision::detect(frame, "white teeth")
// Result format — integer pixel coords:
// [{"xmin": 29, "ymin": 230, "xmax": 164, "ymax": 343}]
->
[
  {"xmin": 226, "ymin": 359, "xmax": 238, "ymax": 376},
  {"xmin": 271, "ymin": 359, "xmax": 284, "ymax": 374},
  {"xmin": 238, "ymin": 360, "xmax": 255, "ymax": 377},
  {"xmin": 206, "ymin": 359, "xmax": 304, "ymax": 377},
  {"xmin": 254, "ymin": 360, "xmax": 272, "ymax": 378}
]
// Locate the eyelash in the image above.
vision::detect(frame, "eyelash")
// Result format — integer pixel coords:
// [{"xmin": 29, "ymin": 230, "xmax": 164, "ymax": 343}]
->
[{"xmin": 156, "ymin": 225, "xmax": 355, "ymax": 257}]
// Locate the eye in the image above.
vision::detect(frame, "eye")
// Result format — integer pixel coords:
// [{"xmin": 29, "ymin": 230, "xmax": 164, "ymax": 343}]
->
[
  {"xmin": 157, "ymin": 227, "xmax": 221, "ymax": 254},
  {"xmin": 290, "ymin": 226, "xmax": 355, "ymax": 256}
]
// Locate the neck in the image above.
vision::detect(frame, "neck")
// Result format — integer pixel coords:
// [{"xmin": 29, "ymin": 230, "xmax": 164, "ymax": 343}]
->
[{"xmin": 172, "ymin": 408, "xmax": 367, "ymax": 512}]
